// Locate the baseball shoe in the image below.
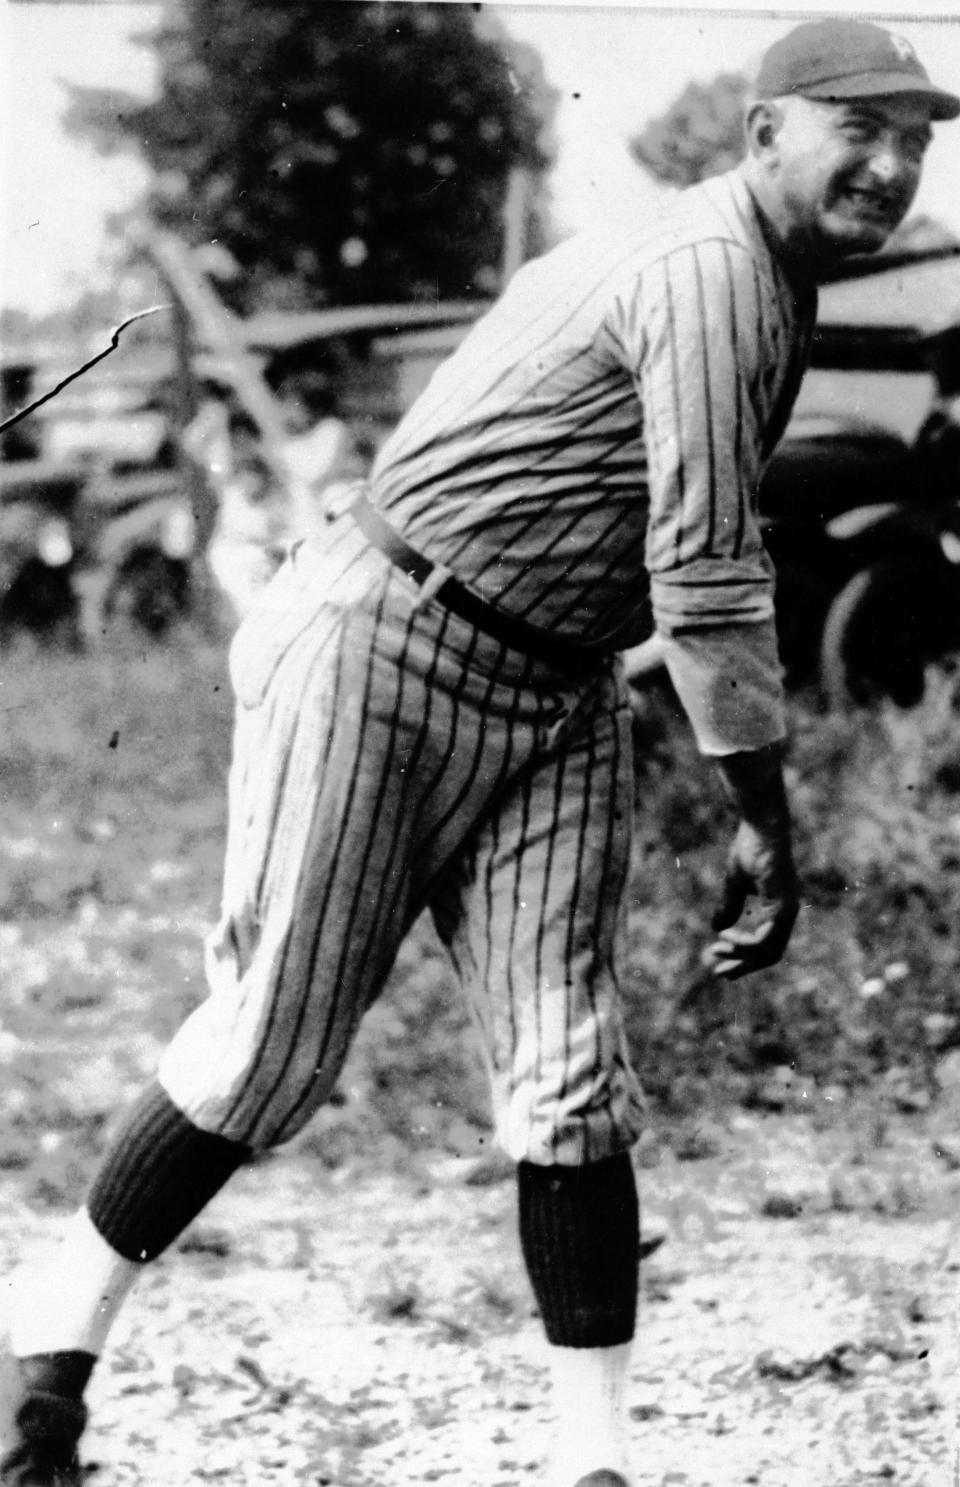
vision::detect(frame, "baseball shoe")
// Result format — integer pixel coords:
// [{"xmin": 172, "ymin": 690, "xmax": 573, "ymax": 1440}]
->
[
  {"xmin": 572, "ymin": 1474, "xmax": 632, "ymax": 1487},
  {"xmin": 0, "ymin": 1356, "xmax": 88, "ymax": 1487}
]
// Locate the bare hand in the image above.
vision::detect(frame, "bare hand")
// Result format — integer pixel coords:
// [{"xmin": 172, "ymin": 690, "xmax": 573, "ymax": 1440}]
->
[{"xmin": 704, "ymin": 817, "xmax": 799, "ymax": 980}]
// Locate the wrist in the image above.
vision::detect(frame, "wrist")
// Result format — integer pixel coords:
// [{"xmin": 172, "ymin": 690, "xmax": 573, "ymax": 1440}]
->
[{"xmin": 714, "ymin": 742, "xmax": 790, "ymax": 827}]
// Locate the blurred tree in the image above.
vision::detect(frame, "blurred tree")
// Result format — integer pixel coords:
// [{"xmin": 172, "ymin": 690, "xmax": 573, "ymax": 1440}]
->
[
  {"xmin": 629, "ymin": 72, "xmax": 748, "ymax": 188},
  {"xmin": 0, "ymin": 307, "xmax": 41, "ymax": 345},
  {"xmin": 65, "ymin": 0, "xmax": 555, "ymax": 312}
]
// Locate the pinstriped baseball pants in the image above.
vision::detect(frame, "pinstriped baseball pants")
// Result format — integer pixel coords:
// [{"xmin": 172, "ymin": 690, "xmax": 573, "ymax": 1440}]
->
[{"xmin": 158, "ymin": 515, "xmax": 647, "ymax": 1165}]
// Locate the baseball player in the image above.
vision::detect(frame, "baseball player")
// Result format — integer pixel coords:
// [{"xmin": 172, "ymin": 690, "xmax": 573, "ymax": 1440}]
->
[{"xmin": 2, "ymin": 19, "xmax": 956, "ymax": 1487}]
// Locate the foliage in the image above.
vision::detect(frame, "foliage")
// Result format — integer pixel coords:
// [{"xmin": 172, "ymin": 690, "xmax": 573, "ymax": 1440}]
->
[
  {"xmin": 0, "ymin": 306, "xmax": 42, "ymax": 345},
  {"xmin": 629, "ymin": 72, "xmax": 748, "ymax": 188},
  {"xmin": 65, "ymin": 0, "xmax": 556, "ymax": 314},
  {"xmin": 623, "ymin": 669, "xmax": 960, "ymax": 1113}
]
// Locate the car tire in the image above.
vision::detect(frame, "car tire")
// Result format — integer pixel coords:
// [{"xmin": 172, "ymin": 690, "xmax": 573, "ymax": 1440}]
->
[
  {"xmin": 104, "ymin": 550, "xmax": 191, "ymax": 637},
  {"xmin": 772, "ymin": 561, "xmax": 833, "ymax": 689},
  {"xmin": 820, "ymin": 563, "xmax": 927, "ymax": 710}
]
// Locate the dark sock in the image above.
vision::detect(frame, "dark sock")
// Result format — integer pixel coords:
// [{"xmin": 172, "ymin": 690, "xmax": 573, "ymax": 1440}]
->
[
  {"xmin": 87, "ymin": 1080, "xmax": 251, "ymax": 1262},
  {"xmin": 2, "ymin": 1353, "xmax": 91, "ymax": 1471},
  {"xmin": 517, "ymin": 1152, "xmax": 639, "ymax": 1348},
  {"xmin": 17, "ymin": 1351, "xmax": 95, "ymax": 1401}
]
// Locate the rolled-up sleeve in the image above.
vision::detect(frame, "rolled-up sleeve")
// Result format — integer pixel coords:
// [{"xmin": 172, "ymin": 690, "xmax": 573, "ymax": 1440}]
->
[{"xmin": 613, "ymin": 237, "xmax": 789, "ymax": 754}]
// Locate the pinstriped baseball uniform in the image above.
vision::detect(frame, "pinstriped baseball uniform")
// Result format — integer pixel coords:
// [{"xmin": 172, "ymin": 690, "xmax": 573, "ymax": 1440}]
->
[{"xmin": 158, "ymin": 165, "xmax": 817, "ymax": 1163}]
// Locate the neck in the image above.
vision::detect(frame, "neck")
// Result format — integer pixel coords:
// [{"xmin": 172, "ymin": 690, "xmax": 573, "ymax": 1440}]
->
[{"xmin": 738, "ymin": 158, "xmax": 824, "ymax": 286}]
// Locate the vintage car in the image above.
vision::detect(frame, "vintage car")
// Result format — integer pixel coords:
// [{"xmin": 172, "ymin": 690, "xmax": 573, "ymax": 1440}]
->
[
  {"xmin": 628, "ymin": 243, "xmax": 960, "ymax": 706},
  {"xmin": 0, "ymin": 453, "xmax": 196, "ymax": 645},
  {"xmin": 0, "ymin": 459, "xmax": 85, "ymax": 647},
  {"xmin": 760, "ymin": 407, "xmax": 960, "ymax": 706},
  {"xmin": 761, "ymin": 244, "xmax": 960, "ymax": 706},
  {"xmin": 1, "ymin": 339, "xmax": 197, "ymax": 644}
]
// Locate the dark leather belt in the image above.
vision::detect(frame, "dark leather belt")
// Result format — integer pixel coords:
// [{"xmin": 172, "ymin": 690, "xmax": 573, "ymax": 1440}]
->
[{"xmin": 349, "ymin": 491, "xmax": 604, "ymax": 674}]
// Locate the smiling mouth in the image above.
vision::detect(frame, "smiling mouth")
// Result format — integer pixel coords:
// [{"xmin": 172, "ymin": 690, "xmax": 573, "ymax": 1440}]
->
[{"xmin": 840, "ymin": 187, "xmax": 901, "ymax": 220}]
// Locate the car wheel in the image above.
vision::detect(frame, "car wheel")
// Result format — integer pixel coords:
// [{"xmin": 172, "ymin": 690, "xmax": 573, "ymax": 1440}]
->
[
  {"xmin": 772, "ymin": 562, "xmax": 833, "ymax": 689},
  {"xmin": 104, "ymin": 551, "xmax": 190, "ymax": 637},
  {"xmin": 820, "ymin": 563, "xmax": 927, "ymax": 710}
]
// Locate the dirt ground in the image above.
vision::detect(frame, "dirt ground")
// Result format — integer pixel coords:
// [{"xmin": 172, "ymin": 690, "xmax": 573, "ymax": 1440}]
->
[{"xmin": 2, "ymin": 1107, "xmax": 958, "ymax": 1487}]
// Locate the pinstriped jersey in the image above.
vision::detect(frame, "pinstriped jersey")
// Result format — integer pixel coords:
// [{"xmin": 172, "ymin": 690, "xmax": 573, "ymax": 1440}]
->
[{"xmin": 369, "ymin": 166, "xmax": 817, "ymax": 752}]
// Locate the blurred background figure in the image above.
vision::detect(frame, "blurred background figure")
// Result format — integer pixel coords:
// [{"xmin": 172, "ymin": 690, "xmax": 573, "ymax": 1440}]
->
[
  {"xmin": 181, "ymin": 372, "xmax": 367, "ymax": 626},
  {"xmin": 270, "ymin": 362, "xmax": 368, "ymax": 546},
  {"xmin": 180, "ymin": 391, "xmax": 284, "ymax": 626}
]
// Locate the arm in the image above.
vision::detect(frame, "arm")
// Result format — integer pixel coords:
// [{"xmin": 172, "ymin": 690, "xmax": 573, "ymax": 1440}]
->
[
  {"xmin": 631, "ymin": 237, "xmax": 787, "ymax": 755},
  {"xmin": 611, "ymin": 237, "xmax": 802, "ymax": 972},
  {"xmin": 705, "ymin": 741, "xmax": 799, "ymax": 980}
]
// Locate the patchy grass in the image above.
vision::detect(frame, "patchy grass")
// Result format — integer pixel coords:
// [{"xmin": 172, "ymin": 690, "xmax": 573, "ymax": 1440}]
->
[
  {"xmin": 3, "ymin": 633, "xmax": 960, "ymax": 1207},
  {"xmin": 624, "ymin": 666, "xmax": 960, "ymax": 1113}
]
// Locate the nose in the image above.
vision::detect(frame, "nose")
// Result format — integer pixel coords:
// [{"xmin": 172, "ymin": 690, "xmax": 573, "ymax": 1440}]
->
[
  {"xmin": 867, "ymin": 143, "xmax": 899, "ymax": 184},
  {"xmin": 866, "ymin": 134, "xmax": 917, "ymax": 187}
]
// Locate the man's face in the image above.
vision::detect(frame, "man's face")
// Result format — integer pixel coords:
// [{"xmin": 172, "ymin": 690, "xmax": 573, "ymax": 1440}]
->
[{"xmin": 765, "ymin": 94, "xmax": 933, "ymax": 264}]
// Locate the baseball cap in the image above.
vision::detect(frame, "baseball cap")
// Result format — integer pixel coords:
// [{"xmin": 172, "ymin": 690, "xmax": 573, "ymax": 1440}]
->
[{"xmin": 756, "ymin": 18, "xmax": 960, "ymax": 122}]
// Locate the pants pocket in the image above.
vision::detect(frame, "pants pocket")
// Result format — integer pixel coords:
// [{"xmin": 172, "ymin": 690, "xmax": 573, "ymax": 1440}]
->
[
  {"xmin": 228, "ymin": 523, "xmax": 390, "ymax": 709},
  {"xmin": 227, "ymin": 542, "xmax": 331, "ymax": 709}
]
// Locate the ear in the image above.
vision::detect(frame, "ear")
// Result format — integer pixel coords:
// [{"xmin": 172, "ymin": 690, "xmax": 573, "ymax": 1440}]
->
[{"xmin": 745, "ymin": 99, "xmax": 784, "ymax": 159}]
